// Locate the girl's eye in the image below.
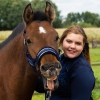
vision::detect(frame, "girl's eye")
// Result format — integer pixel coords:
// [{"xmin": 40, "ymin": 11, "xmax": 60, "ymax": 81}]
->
[
  {"xmin": 66, "ymin": 40, "xmax": 72, "ymax": 43},
  {"xmin": 76, "ymin": 42, "xmax": 81, "ymax": 45}
]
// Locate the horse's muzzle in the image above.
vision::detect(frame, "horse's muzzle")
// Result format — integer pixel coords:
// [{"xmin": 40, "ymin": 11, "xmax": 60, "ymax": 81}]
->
[{"xmin": 40, "ymin": 62, "xmax": 62, "ymax": 90}]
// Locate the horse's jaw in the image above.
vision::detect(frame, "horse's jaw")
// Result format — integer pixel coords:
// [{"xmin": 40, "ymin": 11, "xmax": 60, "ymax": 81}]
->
[
  {"xmin": 40, "ymin": 62, "xmax": 62, "ymax": 91},
  {"xmin": 42, "ymin": 76, "xmax": 59, "ymax": 91}
]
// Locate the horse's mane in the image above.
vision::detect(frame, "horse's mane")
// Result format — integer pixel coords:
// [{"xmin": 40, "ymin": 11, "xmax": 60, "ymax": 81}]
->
[
  {"xmin": 0, "ymin": 23, "xmax": 25, "ymax": 49},
  {"xmin": 0, "ymin": 10, "xmax": 48, "ymax": 49}
]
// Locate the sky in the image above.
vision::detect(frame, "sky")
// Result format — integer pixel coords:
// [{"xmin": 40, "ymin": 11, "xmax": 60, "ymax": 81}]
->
[{"xmin": 52, "ymin": 0, "xmax": 100, "ymax": 18}]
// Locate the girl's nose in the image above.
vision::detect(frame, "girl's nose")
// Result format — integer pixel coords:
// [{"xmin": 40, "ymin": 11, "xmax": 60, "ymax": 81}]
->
[{"xmin": 70, "ymin": 43, "xmax": 76, "ymax": 48}]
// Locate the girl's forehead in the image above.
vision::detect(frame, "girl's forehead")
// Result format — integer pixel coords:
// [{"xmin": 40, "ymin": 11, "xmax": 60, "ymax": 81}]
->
[
  {"xmin": 66, "ymin": 32, "xmax": 83, "ymax": 38},
  {"xmin": 65, "ymin": 33, "xmax": 84, "ymax": 41}
]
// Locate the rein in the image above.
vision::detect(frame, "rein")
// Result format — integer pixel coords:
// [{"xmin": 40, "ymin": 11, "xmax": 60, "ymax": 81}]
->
[{"xmin": 46, "ymin": 90, "xmax": 52, "ymax": 100}]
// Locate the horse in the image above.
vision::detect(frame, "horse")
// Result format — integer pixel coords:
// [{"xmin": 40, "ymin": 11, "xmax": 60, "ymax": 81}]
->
[{"xmin": 0, "ymin": 2, "xmax": 61, "ymax": 100}]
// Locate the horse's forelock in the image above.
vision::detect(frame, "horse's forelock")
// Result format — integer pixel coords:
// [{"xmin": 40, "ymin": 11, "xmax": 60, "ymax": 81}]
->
[{"xmin": 33, "ymin": 11, "xmax": 48, "ymax": 21}]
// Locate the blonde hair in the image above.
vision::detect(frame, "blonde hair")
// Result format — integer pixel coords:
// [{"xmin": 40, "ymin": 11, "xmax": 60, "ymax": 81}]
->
[{"xmin": 59, "ymin": 26, "xmax": 91, "ymax": 64}]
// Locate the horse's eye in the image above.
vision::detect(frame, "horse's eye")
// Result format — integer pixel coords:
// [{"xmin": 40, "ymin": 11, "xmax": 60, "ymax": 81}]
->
[
  {"xmin": 26, "ymin": 39, "xmax": 31, "ymax": 44},
  {"xmin": 55, "ymin": 36, "xmax": 59, "ymax": 41}
]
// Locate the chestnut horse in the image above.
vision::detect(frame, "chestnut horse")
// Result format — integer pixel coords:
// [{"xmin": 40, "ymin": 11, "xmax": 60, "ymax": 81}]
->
[{"xmin": 0, "ymin": 2, "xmax": 61, "ymax": 100}]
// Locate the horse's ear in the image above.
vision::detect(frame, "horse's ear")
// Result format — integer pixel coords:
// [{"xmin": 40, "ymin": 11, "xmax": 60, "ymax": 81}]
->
[
  {"xmin": 45, "ymin": 1, "xmax": 55, "ymax": 25},
  {"xmin": 23, "ymin": 3, "xmax": 34, "ymax": 25}
]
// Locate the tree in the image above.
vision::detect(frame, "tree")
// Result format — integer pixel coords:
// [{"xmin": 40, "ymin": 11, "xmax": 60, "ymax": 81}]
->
[
  {"xmin": 81, "ymin": 11, "xmax": 100, "ymax": 27},
  {"xmin": 0, "ymin": 0, "xmax": 62, "ymax": 30},
  {"xmin": 0, "ymin": 0, "xmax": 29, "ymax": 30},
  {"xmin": 63, "ymin": 11, "xmax": 100, "ymax": 27}
]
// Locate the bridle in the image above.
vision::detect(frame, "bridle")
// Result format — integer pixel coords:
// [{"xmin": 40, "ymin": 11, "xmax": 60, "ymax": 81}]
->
[
  {"xmin": 23, "ymin": 30, "xmax": 60, "ymax": 69},
  {"xmin": 23, "ymin": 30, "xmax": 60, "ymax": 100}
]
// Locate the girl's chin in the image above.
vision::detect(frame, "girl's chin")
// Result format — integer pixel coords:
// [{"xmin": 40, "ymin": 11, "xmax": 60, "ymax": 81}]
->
[{"xmin": 66, "ymin": 54, "xmax": 77, "ymax": 59}]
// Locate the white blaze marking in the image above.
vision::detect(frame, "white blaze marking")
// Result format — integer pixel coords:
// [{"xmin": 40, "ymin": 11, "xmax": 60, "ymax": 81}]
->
[{"xmin": 39, "ymin": 26, "xmax": 46, "ymax": 34}]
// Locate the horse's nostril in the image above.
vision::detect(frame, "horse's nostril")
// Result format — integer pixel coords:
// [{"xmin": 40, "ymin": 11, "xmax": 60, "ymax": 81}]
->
[
  {"xmin": 55, "ymin": 63, "xmax": 62, "ymax": 69},
  {"xmin": 56, "ymin": 65, "xmax": 60, "ymax": 69},
  {"xmin": 41, "ymin": 64, "xmax": 49, "ymax": 71},
  {"xmin": 58, "ymin": 64, "xmax": 62, "ymax": 69}
]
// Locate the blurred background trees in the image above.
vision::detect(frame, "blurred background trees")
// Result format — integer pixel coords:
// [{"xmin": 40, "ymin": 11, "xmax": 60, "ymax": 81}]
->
[{"xmin": 0, "ymin": 0, "xmax": 100, "ymax": 30}]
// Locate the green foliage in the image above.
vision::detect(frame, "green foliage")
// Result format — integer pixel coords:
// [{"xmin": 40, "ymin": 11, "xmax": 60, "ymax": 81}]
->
[
  {"xmin": 63, "ymin": 22, "xmax": 95, "ymax": 28},
  {"xmin": 0, "ymin": 0, "xmax": 62, "ymax": 30},
  {"xmin": 81, "ymin": 12, "xmax": 100, "ymax": 27},
  {"xmin": 0, "ymin": 0, "xmax": 100, "ymax": 29},
  {"xmin": 63, "ymin": 12, "xmax": 100, "ymax": 28},
  {"xmin": 77, "ymin": 22, "xmax": 95, "ymax": 28},
  {"xmin": 0, "ymin": 0, "xmax": 29, "ymax": 30},
  {"xmin": 31, "ymin": 0, "xmax": 47, "ymax": 11}
]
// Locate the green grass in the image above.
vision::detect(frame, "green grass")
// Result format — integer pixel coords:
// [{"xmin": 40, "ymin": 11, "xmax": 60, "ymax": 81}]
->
[
  {"xmin": 90, "ymin": 48, "xmax": 100, "ymax": 63},
  {"xmin": 92, "ymin": 89, "xmax": 100, "ymax": 100},
  {"xmin": 31, "ymin": 93, "xmax": 45, "ymax": 100},
  {"xmin": 92, "ymin": 65, "xmax": 100, "ymax": 92},
  {"xmin": 92, "ymin": 66, "xmax": 100, "ymax": 100}
]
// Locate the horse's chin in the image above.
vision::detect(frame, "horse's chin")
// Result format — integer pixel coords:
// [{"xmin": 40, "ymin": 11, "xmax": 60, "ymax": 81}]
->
[{"xmin": 42, "ymin": 76, "xmax": 59, "ymax": 91}]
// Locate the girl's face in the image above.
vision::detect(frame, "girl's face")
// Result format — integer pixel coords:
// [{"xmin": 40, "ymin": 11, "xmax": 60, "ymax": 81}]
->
[{"xmin": 62, "ymin": 33, "xmax": 84, "ymax": 58}]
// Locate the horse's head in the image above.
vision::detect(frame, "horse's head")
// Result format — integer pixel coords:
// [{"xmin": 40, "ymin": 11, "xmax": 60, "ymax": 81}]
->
[{"xmin": 23, "ymin": 2, "xmax": 62, "ymax": 91}]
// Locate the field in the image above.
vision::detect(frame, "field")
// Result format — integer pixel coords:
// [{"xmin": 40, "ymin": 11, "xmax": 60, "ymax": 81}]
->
[
  {"xmin": 0, "ymin": 28, "xmax": 100, "ymax": 42},
  {"xmin": 0, "ymin": 31, "xmax": 12, "ymax": 41},
  {"xmin": 56, "ymin": 28, "xmax": 100, "ymax": 42},
  {"xmin": 0, "ymin": 28, "xmax": 100, "ymax": 100}
]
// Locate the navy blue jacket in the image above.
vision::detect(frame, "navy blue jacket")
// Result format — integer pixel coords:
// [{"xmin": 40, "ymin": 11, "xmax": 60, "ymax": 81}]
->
[{"xmin": 35, "ymin": 53, "xmax": 95, "ymax": 100}]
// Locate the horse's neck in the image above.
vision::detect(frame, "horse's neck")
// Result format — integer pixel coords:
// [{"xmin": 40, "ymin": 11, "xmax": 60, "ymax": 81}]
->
[
  {"xmin": 0, "ymin": 33, "xmax": 38, "ymax": 99},
  {"xmin": 0, "ymin": 34, "xmax": 26, "ymax": 66},
  {"xmin": 0, "ymin": 33, "xmax": 25, "ymax": 62}
]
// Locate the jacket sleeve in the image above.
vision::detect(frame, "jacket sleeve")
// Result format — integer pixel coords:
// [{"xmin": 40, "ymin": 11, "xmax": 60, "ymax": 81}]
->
[
  {"xmin": 35, "ymin": 76, "xmax": 45, "ymax": 93},
  {"xmin": 70, "ymin": 65, "xmax": 95, "ymax": 100}
]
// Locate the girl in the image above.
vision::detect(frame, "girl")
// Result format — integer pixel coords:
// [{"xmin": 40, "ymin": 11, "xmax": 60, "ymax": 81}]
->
[{"xmin": 49, "ymin": 26, "xmax": 95, "ymax": 100}]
